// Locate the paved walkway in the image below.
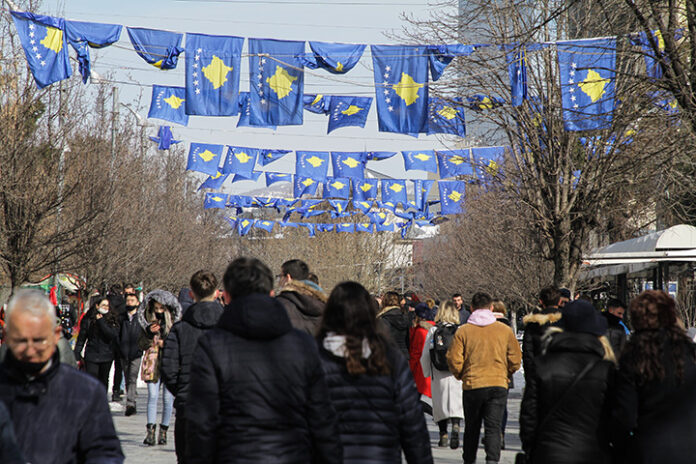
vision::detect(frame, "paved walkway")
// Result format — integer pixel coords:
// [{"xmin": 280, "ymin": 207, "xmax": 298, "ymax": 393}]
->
[{"xmin": 112, "ymin": 371, "xmax": 524, "ymax": 463}]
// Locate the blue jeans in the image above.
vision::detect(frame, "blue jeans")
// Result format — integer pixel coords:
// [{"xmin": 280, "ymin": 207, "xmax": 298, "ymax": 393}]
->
[{"xmin": 147, "ymin": 380, "xmax": 174, "ymax": 426}]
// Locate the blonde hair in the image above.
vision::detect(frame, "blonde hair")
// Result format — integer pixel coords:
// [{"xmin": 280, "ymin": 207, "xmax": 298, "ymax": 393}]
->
[
  {"xmin": 492, "ymin": 299, "xmax": 506, "ymax": 315},
  {"xmin": 426, "ymin": 298, "xmax": 436, "ymax": 309},
  {"xmin": 599, "ymin": 335, "xmax": 617, "ymax": 365},
  {"xmin": 435, "ymin": 300, "xmax": 459, "ymax": 325}
]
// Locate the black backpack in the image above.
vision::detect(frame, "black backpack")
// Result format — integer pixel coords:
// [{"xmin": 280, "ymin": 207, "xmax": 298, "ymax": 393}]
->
[{"xmin": 430, "ymin": 323, "xmax": 458, "ymax": 371}]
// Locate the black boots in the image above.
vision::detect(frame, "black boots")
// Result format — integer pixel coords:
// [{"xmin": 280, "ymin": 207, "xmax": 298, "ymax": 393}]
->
[
  {"xmin": 125, "ymin": 404, "xmax": 136, "ymax": 416},
  {"xmin": 144, "ymin": 424, "xmax": 156, "ymax": 446},
  {"xmin": 450, "ymin": 422, "xmax": 460, "ymax": 449},
  {"xmin": 438, "ymin": 432, "xmax": 448, "ymax": 447},
  {"xmin": 158, "ymin": 424, "xmax": 169, "ymax": 445}
]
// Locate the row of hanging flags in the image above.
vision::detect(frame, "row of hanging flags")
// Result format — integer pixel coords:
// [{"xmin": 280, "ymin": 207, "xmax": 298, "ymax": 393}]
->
[{"xmin": 11, "ymin": 10, "xmax": 677, "ymax": 134}]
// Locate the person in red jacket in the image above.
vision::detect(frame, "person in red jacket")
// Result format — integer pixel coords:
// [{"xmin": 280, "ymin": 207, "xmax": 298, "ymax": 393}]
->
[{"xmin": 409, "ymin": 302, "xmax": 435, "ymax": 414}]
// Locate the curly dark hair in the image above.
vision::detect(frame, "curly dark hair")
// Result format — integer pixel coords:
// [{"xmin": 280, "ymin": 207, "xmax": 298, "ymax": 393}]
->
[
  {"xmin": 621, "ymin": 290, "xmax": 696, "ymax": 385},
  {"xmin": 318, "ymin": 281, "xmax": 391, "ymax": 377}
]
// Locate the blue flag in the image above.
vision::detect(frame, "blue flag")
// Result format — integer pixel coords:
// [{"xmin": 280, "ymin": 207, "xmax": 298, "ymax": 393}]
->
[
  {"xmin": 253, "ymin": 197, "xmax": 277, "ymax": 208},
  {"xmin": 367, "ymin": 151, "xmax": 398, "ymax": 161},
  {"xmin": 265, "ymin": 172, "xmax": 293, "ymax": 186},
  {"xmin": 369, "ymin": 211, "xmax": 389, "ymax": 224},
  {"xmin": 381, "ymin": 180, "xmax": 408, "ymax": 206},
  {"xmin": 323, "ymin": 178, "xmax": 350, "ymax": 199},
  {"xmin": 279, "ymin": 221, "xmax": 299, "ymax": 228},
  {"xmin": 236, "ymin": 92, "xmax": 277, "ymax": 129},
  {"xmin": 466, "ymin": 94, "xmax": 504, "ymax": 111},
  {"xmin": 352, "ymin": 179, "xmax": 379, "ymax": 201},
  {"xmin": 305, "ymin": 41, "xmax": 365, "ymax": 74},
  {"xmin": 402, "ymin": 150, "xmax": 437, "ymax": 173},
  {"xmin": 148, "ymin": 85, "xmax": 189, "ymax": 126},
  {"xmin": 293, "ymin": 176, "xmax": 320, "ymax": 197},
  {"xmin": 328, "ymin": 200, "xmax": 350, "ymax": 216},
  {"xmin": 316, "ymin": 224, "xmax": 335, "ymax": 233},
  {"xmin": 248, "ymin": 38, "xmax": 305, "ymax": 126},
  {"xmin": 228, "ymin": 195, "xmax": 252, "ymax": 207},
  {"xmin": 438, "ymin": 181, "xmax": 466, "ymax": 215},
  {"xmin": 11, "ymin": 11, "xmax": 72, "ymax": 88},
  {"xmin": 222, "ymin": 146, "xmax": 258, "ymax": 177},
  {"xmin": 371, "ymin": 45, "xmax": 429, "ymax": 134},
  {"xmin": 557, "ymin": 38, "xmax": 616, "ymax": 131},
  {"xmin": 65, "ymin": 20, "xmax": 121, "ymax": 83},
  {"xmin": 185, "ymin": 33, "xmax": 243, "ymax": 116},
  {"xmin": 304, "ymin": 94, "xmax": 331, "ymax": 114},
  {"xmin": 149, "ymin": 126, "xmax": 181, "ymax": 150},
  {"xmin": 204, "ymin": 192, "xmax": 228, "ymax": 209},
  {"xmin": 126, "ymin": 27, "xmax": 183, "ymax": 70},
  {"xmin": 437, "ymin": 150, "xmax": 472, "ymax": 178},
  {"xmin": 299, "ymin": 223, "xmax": 316, "ymax": 237},
  {"xmin": 237, "ymin": 218, "xmax": 254, "ymax": 236},
  {"xmin": 377, "ymin": 201, "xmax": 397, "ymax": 213},
  {"xmin": 630, "ymin": 30, "xmax": 675, "ymax": 80},
  {"xmin": 224, "ymin": 217, "xmax": 237, "ymax": 229},
  {"xmin": 187, "ymin": 143, "xmax": 224, "ymax": 176},
  {"xmin": 376, "ymin": 222, "xmax": 395, "ymax": 232},
  {"xmin": 353, "ymin": 200, "xmax": 374, "ymax": 215},
  {"xmin": 296, "ymin": 151, "xmax": 329, "ymax": 180},
  {"xmin": 413, "ymin": 180, "xmax": 435, "ymax": 211},
  {"xmin": 427, "ymin": 97, "xmax": 466, "ymax": 136},
  {"xmin": 356, "ymin": 223, "xmax": 374, "ymax": 233},
  {"xmin": 231, "ymin": 171, "xmax": 263, "ymax": 183},
  {"xmin": 198, "ymin": 169, "xmax": 229, "ymax": 191},
  {"xmin": 331, "ymin": 152, "xmax": 366, "ymax": 179},
  {"xmin": 336, "ymin": 223, "xmax": 355, "ymax": 233},
  {"xmin": 472, "ymin": 146, "xmax": 507, "ymax": 165},
  {"xmin": 259, "ymin": 148, "xmax": 292, "ymax": 166},
  {"xmin": 254, "ymin": 220, "xmax": 275, "ymax": 232},
  {"xmin": 502, "ymin": 44, "xmax": 547, "ymax": 106},
  {"xmin": 328, "ymin": 96, "xmax": 373, "ymax": 133},
  {"xmin": 425, "ymin": 44, "xmax": 478, "ymax": 81},
  {"xmin": 299, "ymin": 199, "xmax": 325, "ymax": 218}
]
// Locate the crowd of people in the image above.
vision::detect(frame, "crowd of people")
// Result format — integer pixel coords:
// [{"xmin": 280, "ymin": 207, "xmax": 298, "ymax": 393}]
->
[{"xmin": 0, "ymin": 257, "xmax": 695, "ymax": 464}]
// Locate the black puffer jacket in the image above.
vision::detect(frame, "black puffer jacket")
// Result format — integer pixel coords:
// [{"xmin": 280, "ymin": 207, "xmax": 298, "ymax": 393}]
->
[
  {"xmin": 118, "ymin": 309, "xmax": 144, "ymax": 361},
  {"xmin": 318, "ymin": 339, "xmax": 433, "ymax": 464},
  {"xmin": 184, "ymin": 293, "xmax": 341, "ymax": 464},
  {"xmin": 522, "ymin": 308, "xmax": 562, "ymax": 380},
  {"xmin": 602, "ymin": 312, "xmax": 627, "ymax": 360},
  {"xmin": 276, "ymin": 280, "xmax": 327, "ymax": 336},
  {"xmin": 161, "ymin": 300, "xmax": 223, "ymax": 410},
  {"xmin": 377, "ymin": 306, "xmax": 411, "ymax": 359},
  {"xmin": 520, "ymin": 330, "xmax": 614, "ymax": 464},
  {"xmin": 74, "ymin": 309, "xmax": 119, "ymax": 363}
]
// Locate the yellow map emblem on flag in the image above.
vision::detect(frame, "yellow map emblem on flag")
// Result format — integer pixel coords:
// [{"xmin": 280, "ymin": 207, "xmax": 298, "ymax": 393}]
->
[
  {"xmin": 202, "ymin": 56, "xmax": 234, "ymax": 90},
  {"xmin": 393, "ymin": 72, "xmax": 423, "ymax": 106},
  {"xmin": 267, "ymin": 66, "xmax": 298, "ymax": 99}
]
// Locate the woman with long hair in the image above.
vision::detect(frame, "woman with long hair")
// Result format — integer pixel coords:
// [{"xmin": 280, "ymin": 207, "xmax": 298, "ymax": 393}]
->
[
  {"xmin": 610, "ymin": 290, "xmax": 696, "ymax": 463},
  {"xmin": 376, "ymin": 291, "xmax": 410, "ymax": 358},
  {"xmin": 74, "ymin": 296, "xmax": 119, "ymax": 388},
  {"xmin": 317, "ymin": 281, "xmax": 432, "ymax": 464},
  {"xmin": 420, "ymin": 300, "xmax": 463, "ymax": 449}
]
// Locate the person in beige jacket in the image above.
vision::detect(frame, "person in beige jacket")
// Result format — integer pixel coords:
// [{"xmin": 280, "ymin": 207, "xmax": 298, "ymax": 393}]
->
[{"xmin": 446, "ymin": 292, "xmax": 522, "ymax": 464}]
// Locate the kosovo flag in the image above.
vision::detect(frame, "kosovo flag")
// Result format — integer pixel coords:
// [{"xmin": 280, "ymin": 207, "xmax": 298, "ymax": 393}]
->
[
  {"xmin": 231, "ymin": 171, "xmax": 262, "ymax": 183},
  {"xmin": 352, "ymin": 179, "xmax": 379, "ymax": 201},
  {"xmin": 630, "ymin": 30, "xmax": 675, "ymax": 80},
  {"xmin": 323, "ymin": 178, "xmax": 350, "ymax": 199},
  {"xmin": 65, "ymin": 20, "xmax": 121, "ymax": 83},
  {"xmin": 413, "ymin": 180, "xmax": 435, "ymax": 211},
  {"xmin": 466, "ymin": 94, "xmax": 504, "ymax": 111},
  {"xmin": 371, "ymin": 45, "xmax": 429, "ymax": 134},
  {"xmin": 187, "ymin": 143, "xmax": 224, "ymax": 176},
  {"xmin": 236, "ymin": 92, "xmax": 277, "ymax": 129},
  {"xmin": 335, "ymin": 223, "xmax": 355, "ymax": 234},
  {"xmin": 402, "ymin": 150, "xmax": 437, "ymax": 173},
  {"xmin": 438, "ymin": 181, "xmax": 466, "ymax": 215},
  {"xmin": 328, "ymin": 96, "xmax": 373, "ymax": 134},
  {"xmin": 557, "ymin": 38, "xmax": 616, "ymax": 131},
  {"xmin": 204, "ymin": 193, "xmax": 228, "ymax": 209},
  {"xmin": 316, "ymin": 224, "xmax": 335, "ymax": 233},
  {"xmin": 376, "ymin": 222, "xmax": 395, "ymax": 232},
  {"xmin": 294, "ymin": 176, "xmax": 320, "ymax": 197},
  {"xmin": 437, "ymin": 149, "xmax": 472, "ymax": 178},
  {"xmin": 279, "ymin": 221, "xmax": 299, "ymax": 228},
  {"xmin": 305, "ymin": 41, "xmax": 365, "ymax": 74},
  {"xmin": 425, "ymin": 44, "xmax": 478, "ymax": 81},
  {"xmin": 331, "ymin": 152, "xmax": 366, "ymax": 179},
  {"xmin": 472, "ymin": 146, "xmax": 507, "ymax": 165},
  {"xmin": 255, "ymin": 220, "xmax": 275, "ymax": 233},
  {"xmin": 352, "ymin": 200, "xmax": 374, "ymax": 215},
  {"xmin": 378, "ymin": 201, "xmax": 397, "ymax": 213},
  {"xmin": 149, "ymin": 126, "xmax": 181, "ymax": 150},
  {"xmin": 369, "ymin": 211, "xmax": 389, "ymax": 224},
  {"xmin": 126, "ymin": 27, "xmax": 183, "ymax": 70},
  {"xmin": 299, "ymin": 223, "xmax": 316, "ymax": 237},
  {"xmin": 328, "ymin": 200, "xmax": 350, "ymax": 216},
  {"xmin": 259, "ymin": 149, "xmax": 292, "ymax": 166},
  {"xmin": 299, "ymin": 200, "xmax": 325, "ymax": 218},
  {"xmin": 185, "ymin": 33, "xmax": 243, "ymax": 116},
  {"xmin": 11, "ymin": 11, "xmax": 72, "ymax": 88},
  {"xmin": 253, "ymin": 197, "xmax": 277, "ymax": 208},
  {"xmin": 356, "ymin": 223, "xmax": 374, "ymax": 233},
  {"xmin": 367, "ymin": 151, "xmax": 398, "ymax": 161},
  {"xmin": 228, "ymin": 195, "xmax": 252, "ymax": 207},
  {"xmin": 222, "ymin": 147, "xmax": 258, "ymax": 177},
  {"xmin": 427, "ymin": 97, "xmax": 466, "ymax": 137},
  {"xmin": 501, "ymin": 44, "xmax": 550, "ymax": 106},
  {"xmin": 304, "ymin": 94, "xmax": 331, "ymax": 114},
  {"xmin": 148, "ymin": 85, "xmax": 189, "ymax": 126},
  {"xmin": 381, "ymin": 180, "xmax": 408, "ymax": 206},
  {"xmin": 248, "ymin": 38, "xmax": 305, "ymax": 126},
  {"xmin": 237, "ymin": 219, "xmax": 254, "ymax": 236},
  {"xmin": 198, "ymin": 169, "xmax": 229, "ymax": 191},
  {"xmin": 296, "ymin": 151, "xmax": 329, "ymax": 180},
  {"xmin": 265, "ymin": 172, "xmax": 293, "ymax": 186}
]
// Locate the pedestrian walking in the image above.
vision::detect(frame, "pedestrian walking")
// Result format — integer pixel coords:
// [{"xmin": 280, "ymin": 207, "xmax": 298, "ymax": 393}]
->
[
  {"xmin": 107, "ymin": 284, "xmax": 127, "ymax": 402},
  {"xmin": 519, "ymin": 299, "xmax": 616, "ymax": 464},
  {"xmin": 610, "ymin": 290, "xmax": 696, "ymax": 464},
  {"xmin": 522, "ymin": 286, "xmax": 562, "ymax": 381},
  {"xmin": 0, "ymin": 289, "xmax": 123, "ymax": 463},
  {"xmin": 409, "ymin": 302, "xmax": 435, "ymax": 414},
  {"xmin": 74, "ymin": 295, "xmax": 119, "ymax": 388},
  {"xmin": 161, "ymin": 270, "xmax": 224, "ymax": 463},
  {"xmin": 602, "ymin": 298, "xmax": 628, "ymax": 360},
  {"xmin": 185, "ymin": 257, "xmax": 341, "ymax": 464},
  {"xmin": 137, "ymin": 289, "xmax": 182, "ymax": 446},
  {"xmin": 491, "ymin": 299, "xmax": 514, "ymax": 449},
  {"xmin": 376, "ymin": 291, "xmax": 411, "ymax": 359},
  {"xmin": 317, "ymin": 281, "xmax": 433, "ymax": 464},
  {"xmin": 276, "ymin": 259, "xmax": 328, "ymax": 335},
  {"xmin": 453, "ymin": 293, "xmax": 470, "ymax": 324},
  {"xmin": 0, "ymin": 401, "xmax": 24, "ymax": 464},
  {"xmin": 118, "ymin": 291, "xmax": 144, "ymax": 416},
  {"xmin": 420, "ymin": 300, "xmax": 463, "ymax": 449}
]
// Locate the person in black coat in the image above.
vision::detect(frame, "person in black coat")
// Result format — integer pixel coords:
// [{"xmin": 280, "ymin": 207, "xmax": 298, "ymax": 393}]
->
[
  {"xmin": 522, "ymin": 286, "xmax": 562, "ymax": 381},
  {"xmin": 185, "ymin": 257, "xmax": 341, "ymax": 464},
  {"xmin": 0, "ymin": 401, "xmax": 23, "ymax": 464},
  {"xmin": 520, "ymin": 299, "xmax": 616, "ymax": 464},
  {"xmin": 74, "ymin": 295, "xmax": 120, "ymax": 388},
  {"xmin": 610, "ymin": 290, "xmax": 696, "ymax": 464},
  {"xmin": 118, "ymin": 291, "xmax": 145, "ymax": 416},
  {"xmin": 376, "ymin": 291, "xmax": 411, "ymax": 359},
  {"xmin": 317, "ymin": 281, "xmax": 433, "ymax": 464},
  {"xmin": 161, "ymin": 270, "xmax": 224, "ymax": 464},
  {"xmin": 603, "ymin": 298, "xmax": 628, "ymax": 360}
]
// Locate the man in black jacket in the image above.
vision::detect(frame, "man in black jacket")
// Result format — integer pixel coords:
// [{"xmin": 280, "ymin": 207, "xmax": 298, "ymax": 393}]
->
[
  {"xmin": 276, "ymin": 259, "xmax": 328, "ymax": 336},
  {"xmin": 107, "ymin": 283, "xmax": 126, "ymax": 402},
  {"xmin": 185, "ymin": 257, "xmax": 341, "ymax": 464},
  {"xmin": 522, "ymin": 286, "xmax": 562, "ymax": 381},
  {"xmin": 603, "ymin": 298, "xmax": 628, "ymax": 360},
  {"xmin": 0, "ymin": 289, "xmax": 123, "ymax": 464},
  {"xmin": 161, "ymin": 270, "xmax": 223, "ymax": 464},
  {"xmin": 119, "ymin": 291, "xmax": 144, "ymax": 416}
]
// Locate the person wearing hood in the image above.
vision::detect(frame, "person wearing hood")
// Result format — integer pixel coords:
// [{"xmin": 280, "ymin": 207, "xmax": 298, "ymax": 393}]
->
[
  {"xmin": 137, "ymin": 289, "xmax": 182, "ymax": 447},
  {"xmin": 317, "ymin": 281, "xmax": 433, "ymax": 464},
  {"xmin": 446, "ymin": 292, "xmax": 521, "ymax": 464},
  {"xmin": 184, "ymin": 257, "xmax": 341, "ymax": 464},
  {"xmin": 520, "ymin": 299, "xmax": 616, "ymax": 464},
  {"xmin": 409, "ymin": 302, "xmax": 435, "ymax": 413},
  {"xmin": 161, "ymin": 270, "xmax": 224, "ymax": 464},
  {"xmin": 74, "ymin": 295, "xmax": 120, "ymax": 389},
  {"xmin": 522, "ymin": 286, "xmax": 563, "ymax": 382},
  {"xmin": 118, "ymin": 291, "xmax": 145, "ymax": 416},
  {"xmin": 376, "ymin": 291, "xmax": 411, "ymax": 359},
  {"xmin": 276, "ymin": 259, "xmax": 327, "ymax": 336}
]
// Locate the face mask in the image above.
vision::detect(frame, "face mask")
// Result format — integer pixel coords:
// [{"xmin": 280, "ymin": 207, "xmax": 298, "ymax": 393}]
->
[
  {"xmin": 155, "ymin": 312, "xmax": 165, "ymax": 324},
  {"xmin": 125, "ymin": 305, "xmax": 138, "ymax": 312},
  {"xmin": 97, "ymin": 307, "xmax": 109, "ymax": 315},
  {"xmin": 15, "ymin": 358, "xmax": 49, "ymax": 376}
]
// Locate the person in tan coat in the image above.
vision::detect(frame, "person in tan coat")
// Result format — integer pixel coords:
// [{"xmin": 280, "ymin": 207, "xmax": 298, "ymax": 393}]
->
[{"xmin": 446, "ymin": 292, "xmax": 522, "ymax": 464}]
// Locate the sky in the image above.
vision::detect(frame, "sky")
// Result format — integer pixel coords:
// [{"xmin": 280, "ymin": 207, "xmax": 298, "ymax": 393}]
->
[{"xmin": 34, "ymin": 0, "xmax": 460, "ymax": 193}]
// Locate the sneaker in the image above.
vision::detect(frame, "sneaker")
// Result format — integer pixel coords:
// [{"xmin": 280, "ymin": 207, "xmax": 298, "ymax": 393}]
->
[
  {"xmin": 438, "ymin": 433, "xmax": 448, "ymax": 447},
  {"xmin": 125, "ymin": 405, "xmax": 136, "ymax": 416}
]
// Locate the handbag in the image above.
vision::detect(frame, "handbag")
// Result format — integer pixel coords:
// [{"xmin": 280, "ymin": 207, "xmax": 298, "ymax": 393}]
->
[{"xmin": 140, "ymin": 342, "xmax": 160, "ymax": 382}]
